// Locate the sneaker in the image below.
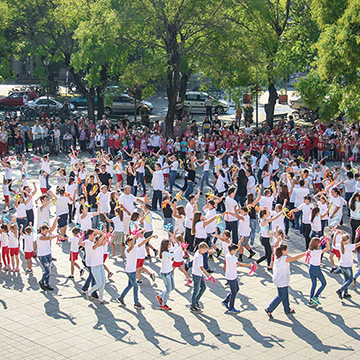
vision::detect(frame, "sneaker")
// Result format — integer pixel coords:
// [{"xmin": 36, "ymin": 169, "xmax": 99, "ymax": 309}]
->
[
  {"xmin": 28, "ymin": 269, "xmax": 33, "ymax": 273},
  {"xmin": 351, "ymin": 278, "xmax": 356, "ymax": 287},
  {"xmin": 46, "ymin": 285, "xmax": 54, "ymax": 291},
  {"xmin": 108, "ymin": 272, "xmax": 113, "ymax": 279},
  {"xmin": 343, "ymin": 293, "xmax": 352, "ymax": 299},
  {"xmin": 225, "ymin": 281, "xmax": 229, "ymax": 287},
  {"xmin": 80, "ymin": 268, "xmax": 85, "ymax": 277},
  {"xmin": 183, "ymin": 253, "xmax": 190, "ymax": 259},
  {"xmin": 137, "ymin": 280, "xmax": 143, "ymax": 285},
  {"xmin": 68, "ymin": 275, "xmax": 74, "ymax": 279},
  {"xmin": 308, "ymin": 300, "xmax": 317, "ymax": 307},
  {"xmin": 313, "ymin": 297, "xmax": 321, "ymax": 305},
  {"xmin": 208, "ymin": 255, "xmax": 214, "ymax": 261},
  {"xmin": 249, "ymin": 250, "xmax": 256, "ymax": 259},
  {"xmin": 185, "ymin": 279, "xmax": 192, "ymax": 286},
  {"xmin": 216, "ymin": 249, "xmax": 222, "ymax": 258},
  {"xmin": 151, "ymin": 273, "xmax": 156, "ymax": 282},
  {"xmin": 330, "ymin": 267, "xmax": 337, "ymax": 273},
  {"xmin": 145, "ymin": 255, "xmax": 151, "ymax": 260},
  {"xmin": 265, "ymin": 308, "xmax": 274, "ymax": 319},
  {"xmin": 39, "ymin": 281, "xmax": 46, "ymax": 291},
  {"xmin": 221, "ymin": 301, "xmax": 229, "ymax": 309},
  {"xmin": 134, "ymin": 303, "xmax": 145, "ymax": 310},
  {"xmin": 98, "ymin": 299, "xmax": 109, "ymax": 304},
  {"xmin": 81, "ymin": 288, "xmax": 88, "ymax": 294},
  {"xmin": 92, "ymin": 292, "xmax": 99, "ymax": 299},
  {"xmin": 336, "ymin": 289, "xmax": 343, "ymax": 299},
  {"xmin": 334, "ymin": 269, "xmax": 341, "ymax": 274},
  {"xmin": 109, "ymin": 254, "xmax": 116, "ymax": 259},
  {"xmin": 194, "ymin": 303, "xmax": 201, "ymax": 311},
  {"xmin": 117, "ymin": 297, "xmax": 126, "ymax": 306},
  {"xmin": 228, "ymin": 308, "xmax": 240, "ymax": 313},
  {"xmin": 156, "ymin": 295, "xmax": 162, "ymax": 306},
  {"xmin": 238, "ymin": 255, "xmax": 243, "ymax": 262},
  {"xmin": 207, "ymin": 269, "xmax": 214, "ymax": 274},
  {"xmin": 154, "ymin": 249, "xmax": 159, "ymax": 257},
  {"xmin": 161, "ymin": 305, "xmax": 172, "ymax": 311},
  {"xmin": 184, "ymin": 263, "xmax": 189, "ymax": 272},
  {"xmin": 190, "ymin": 306, "xmax": 200, "ymax": 313}
]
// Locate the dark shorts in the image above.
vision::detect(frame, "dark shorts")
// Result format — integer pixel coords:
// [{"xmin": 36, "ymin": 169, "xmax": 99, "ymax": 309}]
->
[{"xmin": 58, "ymin": 214, "xmax": 68, "ymax": 228}]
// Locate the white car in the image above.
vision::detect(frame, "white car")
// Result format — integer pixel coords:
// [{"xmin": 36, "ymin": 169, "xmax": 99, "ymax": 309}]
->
[
  {"xmin": 184, "ymin": 91, "xmax": 229, "ymax": 114},
  {"xmin": 105, "ymin": 93, "xmax": 153, "ymax": 114},
  {"xmin": 27, "ymin": 96, "xmax": 75, "ymax": 112}
]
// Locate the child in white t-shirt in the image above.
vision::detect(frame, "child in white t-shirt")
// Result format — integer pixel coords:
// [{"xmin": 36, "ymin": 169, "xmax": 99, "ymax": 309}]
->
[
  {"xmin": 20, "ymin": 225, "xmax": 35, "ymax": 273},
  {"xmin": 68, "ymin": 227, "xmax": 84, "ymax": 279}
]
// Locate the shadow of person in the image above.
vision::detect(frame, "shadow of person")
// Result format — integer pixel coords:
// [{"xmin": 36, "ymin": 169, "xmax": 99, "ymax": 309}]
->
[
  {"xmin": 42, "ymin": 292, "xmax": 77, "ymax": 325},
  {"xmin": 317, "ymin": 307, "xmax": 360, "ymax": 341},
  {"xmin": 195, "ymin": 313, "xmax": 242, "ymax": 350},
  {"xmin": 271, "ymin": 316, "xmax": 354, "ymax": 354},
  {"xmin": 89, "ymin": 303, "xmax": 136, "ymax": 343},
  {"xmin": 0, "ymin": 271, "xmax": 25, "ymax": 292},
  {"xmin": 25, "ymin": 271, "xmax": 41, "ymax": 291},
  {"xmin": 121, "ymin": 307, "xmax": 186, "ymax": 355},
  {"xmin": 165, "ymin": 311, "xmax": 218, "ymax": 349},
  {"xmin": 233, "ymin": 315, "xmax": 284, "ymax": 348},
  {"xmin": 0, "ymin": 299, "xmax": 7, "ymax": 309}
]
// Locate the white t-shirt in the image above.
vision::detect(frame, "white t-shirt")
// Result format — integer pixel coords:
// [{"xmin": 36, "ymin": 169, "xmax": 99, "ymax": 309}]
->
[
  {"xmin": 192, "ymin": 251, "xmax": 204, "ymax": 276},
  {"xmin": 125, "ymin": 246, "xmax": 137, "ymax": 273},
  {"xmin": 225, "ymin": 253, "xmax": 238, "ymax": 280},
  {"xmin": 329, "ymin": 195, "xmax": 345, "ymax": 220},
  {"xmin": 8, "ymin": 231, "xmax": 18, "ymax": 248},
  {"xmin": 98, "ymin": 191, "xmax": 110, "ymax": 213},
  {"xmin": 339, "ymin": 244, "xmax": 356, "ymax": 267},
  {"xmin": 118, "ymin": 193, "xmax": 136, "ymax": 219},
  {"xmin": 112, "ymin": 216, "xmax": 124, "ymax": 232},
  {"xmin": 225, "ymin": 197, "xmax": 238, "ymax": 222},
  {"xmin": 66, "ymin": 183, "xmax": 78, "ymax": 200},
  {"xmin": 36, "ymin": 235, "xmax": 52, "ymax": 257},
  {"xmin": 79, "ymin": 212, "xmax": 94, "ymax": 231},
  {"xmin": 238, "ymin": 214, "xmax": 251, "ymax": 237},
  {"xmin": 56, "ymin": 196, "xmax": 72, "ymax": 216},
  {"xmin": 215, "ymin": 175, "xmax": 226, "ymax": 193},
  {"xmin": 23, "ymin": 234, "xmax": 34, "ymax": 252},
  {"xmin": 333, "ymin": 233, "xmax": 342, "ymax": 250},
  {"xmin": 185, "ymin": 203, "xmax": 194, "ymax": 229},
  {"xmin": 195, "ymin": 221, "xmax": 207, "ymax": 239},
  {"xmin": 273, "ymin": 255, "xmax": 290, "ymax": 288},
  {"xmin": 205, "ymin": 209, "xmax": 217, "ymax": 234},
  {"xmin": 270, "ymin": 211, "xmax": 285, "ymax": 232},
  {"xmin": 90, "ymin": 245, "xmax": 104, "ymax": 267},
  {"xmin": 297, "ymin": 203, "xmax": 314, "ymax": 224},
  {"xmin": 309, "ymin": 249, "xmax": 322, "ymax": 266},
  {"xmin": 344, "ymin": 179, "xmax": 356, "ymax": 193},
  {"xmin": 16, "ymin": 203, "xmax": 27, "ymax": 218},
  {"xmin": 84, "ymin": 240, "xmax": 93, "ymax": 266},
  {"xmin": 41, "ymin": 160, "xmax": 50, "ymax": 174},
  {"xmin": 294, "ymin": 187, "xmax": 310, "ymax": 207},
  {"xmin": 174, "ymin": 214, "xmax": 185, "ymax": 234},
  {"xmin": 259, "ymin": 195, "xmax": 274, "ymax": 212},
  {"xmin": 143, "ymin": 212, "xmax": 153, "ymax": 232},
  {"xmin": 310, "ymin": 214, "xmax": 322, "ymax": 232},
  {"xmin": 135, "ymin": 238, "xmax": 146, "ymax": 259},
  {"xmin": 161, "ymin": 247, "xmax": 181, "ymax": 273},
  {"xmin": 1, "ymin": 232, "xmax": 8, "ymax": 247},
  {"xmin": 152, "ymin": 170, "xmax": 164, "ymax": 191},
  {"xmin": 317, "ymin": 201, "xmax": 329, "ymax": 221},
  {"xmin": 69, "ymin": 236, "xmax": 80, "ymax": 253}
]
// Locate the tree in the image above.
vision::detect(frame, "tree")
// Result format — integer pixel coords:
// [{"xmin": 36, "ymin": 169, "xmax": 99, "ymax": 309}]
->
[
  {"xmin": 118, "ymin": 0, "xmax": 226, "ymax": 136},
  {"xmin": 6, "ymin": 0, "xmax": 128, "ymax": 121}
]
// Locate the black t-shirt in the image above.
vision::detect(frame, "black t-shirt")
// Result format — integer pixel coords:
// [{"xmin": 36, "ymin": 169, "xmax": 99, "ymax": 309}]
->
[
  {"xmin": 86, "ymin": 183, "xmax": 99, "ymax": 208},
  {"xmin": 162, "ymin": 203, "xmax": 173, "ymax": 218},
  {"xmin": 98, "ymin": 172, "xmax": 111, "ymax": 186},
  {"xmin": 188, "ymin": 169, "xmax": 196, "ymax": 182}
]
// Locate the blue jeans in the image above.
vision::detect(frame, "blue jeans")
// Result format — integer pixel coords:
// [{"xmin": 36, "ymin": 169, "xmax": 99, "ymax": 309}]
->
[
  {"xmin": 88, "ymin": 265, "xmax": 106, "ymax": 300},
  {"xmin": 340, "ymin": 266, "xmax": 353, "ymax": 295},
  {"xmin": 191, "ymin": 274, "xmax": 206, "ymax": 307},
  {"xmin": 224, "ymin": 279, "xmax": 239, "ymax": 309},
  {"xmin": 200, "ymin": 171, "xmax": 215, "ymax": 193},
  {"xmin": 120, "ymin": 272, "xmax": 139, "ymax": 304},
  {"xmin": 309, "ymin": 265, "xmax": 326, "ymax": 299},
  {"xmin": 226, "ymin": 221, "xmax": 239, "ymax": 244},
  {"xmin": 250, "ymin": 219, "xmax": 257, "ymax": 246},
  {"xmin": 39, "ymin": 254, "xmax": 52, "ymax": 286},
  {"xmin": 169, "ymin": 170, "xmax": 181, "ymax": 193},
  {"xmin": 267, "ymin": 286, "xmax": 290, "ymax": 313},
  {"xmin": 311, "ymin": 231, "xmax": 322, "ymax": 238},
  {"xmin": 184, "ymin": 181, "xmax": 195, "ymax": 200},
  {"xmin": 82, "ymin": 266, "xmax": 96, "ymax": 293},
  {"xmin": 354, "ymin": 252, "xmax": 360, "ymax": 280},
  {"xmin": 160, "ymin": 271, "xmax": 175, "ymax": 305},
  {"xmin": 294, "ymin": 210, "xmax": 302, "ymax": 232},
  {"xmin": 345, "ymin": 192, "xmax": 353, "ymax": 216},
  {"xmin": 136, "ymin": 172, "xmax": 146, "ymax": 195},
  {"xmin": 46, "ymin": 174, "xmax": 50, "ymax": 191},
  {"xmin": 152, "ymin": 189, "xmax": 162, "ymax": 211},
  {"xmin": 90, "ymin": 208, "xmax": 99, "ymax": 229}
]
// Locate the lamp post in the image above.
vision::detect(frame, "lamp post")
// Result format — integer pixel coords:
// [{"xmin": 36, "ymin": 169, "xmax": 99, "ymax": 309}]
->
[{"xmin": 42, "ymin": 59, "xmax": 50, "ymax": 117}]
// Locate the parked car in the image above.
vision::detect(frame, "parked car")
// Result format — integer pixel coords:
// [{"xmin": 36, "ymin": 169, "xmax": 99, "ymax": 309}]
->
[
  {"xmin": 184, "ymin": 91, "xmax": 229, "ymax": 114},
  {"xmin": 26, "ymin": 96, "xmax": 75, "ymax": 115},
  {"xmin": 0, "ymin": 91, "xmax": 38, "ymax": 108},
  {"xmin": 68, "ymin": 95, "xmax": 98, "ymax": 109},
  {"xmin": 289, "ymin": 96, "xmax": 306, "ymax": 110},
  {"xmin": 104, "ymin": 94, "xmax": 153, "ymax": 114}
]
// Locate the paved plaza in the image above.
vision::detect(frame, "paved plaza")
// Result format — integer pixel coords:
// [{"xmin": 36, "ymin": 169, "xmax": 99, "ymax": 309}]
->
[{"xmin": 1, "ymin": 154, "xmax": 360, "ymax": 360}]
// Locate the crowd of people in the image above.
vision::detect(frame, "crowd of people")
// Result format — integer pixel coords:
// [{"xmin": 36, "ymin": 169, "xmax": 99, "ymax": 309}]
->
[{"xmin": 1, "ymin": 111, "xmax": 360, "ymax": 318}]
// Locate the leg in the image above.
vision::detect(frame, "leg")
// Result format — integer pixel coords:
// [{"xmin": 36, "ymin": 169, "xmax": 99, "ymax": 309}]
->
[
  {"xmin": 267, "ymin": 286, "xmax": 286, "ymax": 313},
  {"xmin": 314, "ymin": 268, "xmax": 327, "ymax": 298},
  {"xmin": 228, "ymin": 279, "xmax": 239, "ymax": 309},
  {"xmin": 191, "ymin": 275, "xmax": 201, "ymax": 307},
  {"xmin": 195, "ymin": 277, "xmax": 206, "ymax": 305},
  {"xmin": 309, "ymin": 266, "xmax": 317, "ymax": 299},
  {"xmin": 281, "ymin": 287, "xmax": 291, "ymax": 313}
]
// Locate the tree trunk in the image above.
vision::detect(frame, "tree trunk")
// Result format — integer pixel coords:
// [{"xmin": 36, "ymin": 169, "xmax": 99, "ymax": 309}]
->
[
  {"xmin": 265, "ymin": 83, "xmax": 278, "ymax": 129},
  {"xmin": 85, "ymin": 87, "xmax": 96, "ymax": 122},
  {"xmin": 179, "ymin": 71, "xmax": 191, "ymax": 102},
  {"xmin": 166, "ymin": 85, "xmax": 177, "ymax": 137},
  {"xmin": 97, "ymin": 87, "xmax": 105, "ymax": 121}
]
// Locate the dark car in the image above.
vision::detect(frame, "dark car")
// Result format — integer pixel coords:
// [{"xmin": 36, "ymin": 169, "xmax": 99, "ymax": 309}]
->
[
  {"xmin": 0, "ymin": 91, "xmax": 38, "ymax": 108},
  {"xmin": 68, "ymin": 95, "xmax": 98, "ymax": 109}
]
